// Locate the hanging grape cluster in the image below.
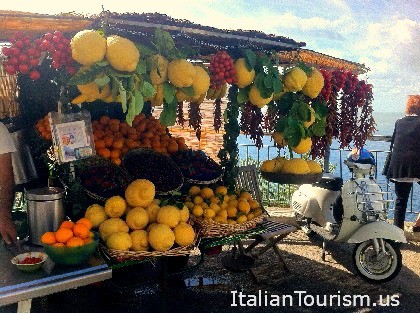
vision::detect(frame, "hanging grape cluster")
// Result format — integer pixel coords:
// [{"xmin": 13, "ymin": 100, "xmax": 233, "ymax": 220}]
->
[
  {"xmin": 188, "ymin": 102, "xmax": 202, "ymax": 140},
  {"xmin": 213, "ymin": 99, "xmax": 222, "ymax": 132},
  {"xmin": 208, "ymin": 50, "xmax": 237, "ymax": 88},
  {"xmin": 177, "ymin": 101, "xmax": 185, "ymax": 127}
]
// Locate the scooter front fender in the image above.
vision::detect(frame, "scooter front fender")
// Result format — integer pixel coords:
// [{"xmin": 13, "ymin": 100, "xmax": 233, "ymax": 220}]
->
[{"xmin": 347, "ymin": 221, "xmax": 407, "ymax": 244}]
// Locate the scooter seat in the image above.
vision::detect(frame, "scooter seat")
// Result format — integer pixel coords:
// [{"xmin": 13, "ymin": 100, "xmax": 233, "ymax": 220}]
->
[{"xmin": 312, "ymin": 173, "xmax": 343, "ymax": 191}]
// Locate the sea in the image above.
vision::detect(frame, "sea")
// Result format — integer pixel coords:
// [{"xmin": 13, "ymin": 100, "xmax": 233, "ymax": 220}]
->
[{"xmin": 237, "ymin": 111, "xmax": 419, "ymax": 221}]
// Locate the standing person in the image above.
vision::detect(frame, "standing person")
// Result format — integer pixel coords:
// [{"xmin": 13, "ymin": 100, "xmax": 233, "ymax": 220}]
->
[
  {"xmin": 386, "ymin": 95, "xmax": 420, "ymax": 230},
  {"xmin": 0, "ymin": 121, "xmax": 17, "ymax": 244}
]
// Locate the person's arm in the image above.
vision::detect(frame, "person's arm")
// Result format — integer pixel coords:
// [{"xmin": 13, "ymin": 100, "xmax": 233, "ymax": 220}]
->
[{"xmin": 0, "ymin": 152, "xmax": 16, "ymax": 244}]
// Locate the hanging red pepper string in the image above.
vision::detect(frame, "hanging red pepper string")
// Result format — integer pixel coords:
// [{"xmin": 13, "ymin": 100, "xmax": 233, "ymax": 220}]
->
[
  {"xmin": 177, "ymin": 101, "xmax": 185, "ymax": 127},
  {"xmin": 249, "ymin": 105, "xmax": 264, "ymax": 149},
  {"xmin": 240, "ymin": 102, "xmax": 253, "ymax": 135},
  {"xmin": 263, "ymin": 104, "xmax": 277, "ymax": 132},
  {"xmin": 188, "ymin": 101, "xmax": 202, "ymax": 140}
]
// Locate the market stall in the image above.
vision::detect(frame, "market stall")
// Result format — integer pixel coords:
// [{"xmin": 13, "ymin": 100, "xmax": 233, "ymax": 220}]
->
[{"xmin": 0, "ymin": 9, "xmax": 375, "ymax": 308}]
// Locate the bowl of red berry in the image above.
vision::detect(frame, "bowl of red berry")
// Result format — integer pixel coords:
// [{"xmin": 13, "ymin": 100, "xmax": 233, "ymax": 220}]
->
[{"xmin": 11, "ymin": 252, "xmax": 48, "ymax": 272}]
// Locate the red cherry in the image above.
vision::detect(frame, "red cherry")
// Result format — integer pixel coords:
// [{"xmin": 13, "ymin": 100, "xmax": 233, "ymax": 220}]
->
[
  {"xmin": 9, "ymin": 57, "xmax": 19, "ymax": 65},
  {"xmin": 15, "ymin": 41, "xmax": 24, "ymax": 49},
  {"xmin": 52, "ymin": 36, "xmax": 61, "ymax": 44},
  {"xmin": 56, "ymin": 43, "xmax": 64, "ymax": 51},
  {"xmin": 53, "ymin": 30, "xmax": 63, "ymax": 37},
  {"xmin": 29, "ymin": 58, "xmax": 39, "ymax": 67},
  {"xmin": 2, "ymin": 47, "xmax": 11, "ymax": 56},
  {"xmin": 43, "ymin": 33, "xmax": 53, "ymax": 41},
  {"xmin": 24, "ymin": 39, "xmax": 31, "ymax": 47},
  {"xmin": 51, "ymin": 60, "xmax": 60, "ymax": 69},
  {"xmin": 18, "ymin": 54, "xmax": 28, "ymax": 62},
  {"xmin": 29, "ymin": 70, "xmax": 40, "ymax": 80},
  {"xmin": 18, "ymin": 64, "xmax": 29, "ymax": 73},
  {"xmin": 5, "ymin": 65, "xmax": 17, "ymax": 75},
  {"xmin": 66, "ymin": 66, "xmax": 77, "ymax": 75},
  {"xmin": 27, "ymin": 48, "xmax": 37, "ymax": 56},
  {"xmin": 11, "ymin": 47, "xmax": 20, "ymax": 56}
]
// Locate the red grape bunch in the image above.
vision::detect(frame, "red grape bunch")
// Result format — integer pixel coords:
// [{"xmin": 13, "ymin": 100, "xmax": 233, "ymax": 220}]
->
[{"xmin": 208, "ymin": 50, "xmax": 237, "ymax": 88}]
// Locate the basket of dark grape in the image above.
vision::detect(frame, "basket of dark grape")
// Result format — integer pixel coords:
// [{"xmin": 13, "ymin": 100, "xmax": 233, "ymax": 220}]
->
[
  {"xmin": 75, "ymin": 156, "xmax": 133, "ymax": 202},
  {"xmin": 122, "ymin": 148, "xmax": 184, "ymax": 195},
  {"xmin": 171, "ymin": 149, "xmax": 223, "ymax": 184}
]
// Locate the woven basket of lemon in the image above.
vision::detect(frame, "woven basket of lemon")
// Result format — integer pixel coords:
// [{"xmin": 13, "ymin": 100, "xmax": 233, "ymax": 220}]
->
[
  {"xmin": 82, "ymin": 179, "xmax": 198, "ymax": 262},
  {"xmin": 260, "ymin": 156, "xmax": 323, "ymax": 184},
  {"xmin": 186, "ymin": 185, "xmax": 267, "ymax": 238}
]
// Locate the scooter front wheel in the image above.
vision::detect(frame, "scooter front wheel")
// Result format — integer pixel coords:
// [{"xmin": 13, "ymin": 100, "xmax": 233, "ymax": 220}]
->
[{"xmin": 353, "ymin": 239, "xmax": 402, "ymax": 283}]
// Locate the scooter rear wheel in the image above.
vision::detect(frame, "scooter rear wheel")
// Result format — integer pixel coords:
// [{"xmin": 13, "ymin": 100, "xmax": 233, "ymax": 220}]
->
[{"xmin": 353, "ymin": 239, "xmax": 402, "ymax": 283}]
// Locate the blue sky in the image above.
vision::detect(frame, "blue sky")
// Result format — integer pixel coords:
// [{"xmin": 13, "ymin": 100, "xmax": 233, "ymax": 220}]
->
[{"xmin": 2, "ymin": 0, "xmax": 419, "ymax": 113}]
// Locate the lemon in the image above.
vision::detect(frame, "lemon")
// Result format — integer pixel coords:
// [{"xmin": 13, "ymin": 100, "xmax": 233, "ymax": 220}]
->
[
  {"xmin": 191, "ymin": 66, "xmax": 210, "ymax": 99},
  {"xmin": 247, "ymin": 213, "xmax": 255, "ymax": 221},
  {"xmin": 167, "ymin": 59, "xmax": 196, "ymax": 87},
  {"xmin": 215, "ymin": 186, "xmax": 228, "ymax": 196},
  {"xmin": 216, "ymin": 209, "xmax": 228, "ymax": 220},
  {"xmin": 239, "ymin": 191, "xmax": 252, "ymax": 201},
  {"xmin": 210, "ymin": 196, "xmax": 220, "ymax": 204},
  {"xmin": 272, "ymin": 132, "xmax": 287, "ymax": 147},
  {"xmin": 193, "ymin": 196, "xmax": 204, "ymax": 205},
  {"xmin": 238, "ymin": 200, "xmax": 251, "ymax": 214},
  {"xmin": 249, "ymin": 85, "xmax": 273, "ymax": 108},
  {"xmin": 283, "ymin": 67, "xmax": 308, "ymax": 92},
  {"xmin": 200, "ymin": 187, "xmax": 214, "ymax": 199},
  {"xmin": 209, "ymin": 202, "xmax": 220, "ymax": 213},
  {"xmin": 126, "ymin": 207, "xmax": 149, "ymax": 230},
  {"xmin": 156, "ymin": 205, "xmax": 181, "ymax": 228},
  {"xmin": 99, "ymin": 218, "xmax": 129, "ymax": 241},
  {"xmin": 185, "ymin": 201, "xmax": 194, "ymax": 210},
  {"xmin": 307, "ymin": 160, "xmax": 323, "ymax": 173},
  {"xmin": 237, "ymin": 215, "xmax": 248, "ymax": 224},
  {"xmin": 192, "ymin": 205, "xmax": 204, "ymax": 218},
  {"xmin": 227, "ymin": 219, "xmax": 237, "ymax": 225},
  {"xmin": 249, "ymin": 199, "xmax": 260, "ymax": 210},
  {"xmin": 84, "ymin": 204, "xmax": 107, "ymax": 228},
  {"xmin": 125, "ymin": 179, "xmax": 155, "ymax": 208},
  {"xmin": 106, "ymin": 35, "xmax": 140, "ymax": 72},
  {"xmin": 130, "ymin": 230, "xmax": 149, "ymax": 251},
  {"xmin": 292, "ymin": 137, "xmax": 312, "ymax": 155},
  {"xmin": 104, "ymin": 196, "xmax": 127, "ymax": 218},
  {"xmin": 106, "ymin": 232, "xmax": 132, "ymax": 251},
  {"xmin": 189, "ymin": 186, "xmax": 201, "ymax": 196},
  {"xmin": 203, "ymin": 208, "xmax": 216, "ymax": 219},
  {"xmin": 213, "ymin": 216, "xmax": 227, "ymax": 224},
  {"xmin": 304, "ymin": 106, "xmax": 316, "ymax": 128},
  {"xmin": 148, "ymin": 224, "xmax": 175, "ymax": 252},
  {"xmin": 302, "ymin": 67, "xmax": 324, "ymax": 98},
  {"xmin": 180, "ymin": 206, "xmax": 190, "ymax": 223},
  {"xmin": 70, "ymin": 30, "xmax": 106, "ymax": 66},
  {"xmin": 149, "ymin": 54, "xmax": 169, "ymax": 84},
  {"xmin": 234, "ymin": 58, "xmax": 255, "ymax": 88},
  {"xmin": 146, "ymin": 203, "xmax": 160, "ymax": 223},
  {"xmin": 281, "ymin": 158, "xmax": 311, "ymax": 174},
  {"xmin": 227, "ymin": 206, "xmax": 238, "ymax": 218},
  {"xmin": 261, "ymin": 159, "xmax": 277, "ymax": 172},
  {"xmin": 147, "ymin": 223, "xmax": 159, "ymax": 232},
  {"xmin": 173, "ymin": 222, "xmax": 195, "ymax": 247},
  {"xmin": 254, "ymin": 208, "xmax": 263, "ymax": 217}
]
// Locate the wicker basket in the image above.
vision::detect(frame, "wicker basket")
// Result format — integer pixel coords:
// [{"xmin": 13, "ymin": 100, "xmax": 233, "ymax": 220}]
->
[
  {"xmin": 99, "ymin": 232, "xmax": 199, "ymax": 262},
  {"xmin": 191, "ymin": 213, "xmax": 268, "ymax": 238}
]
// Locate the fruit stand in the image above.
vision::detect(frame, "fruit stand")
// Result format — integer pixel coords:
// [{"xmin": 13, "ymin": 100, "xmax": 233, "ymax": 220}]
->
[{"xmin": 0, "ymin": 10, "xmax": 374, "ymax": 310}]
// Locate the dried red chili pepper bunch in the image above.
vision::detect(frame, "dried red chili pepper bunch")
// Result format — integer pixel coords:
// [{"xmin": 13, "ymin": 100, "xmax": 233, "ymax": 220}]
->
[
  {"xmin": 213, "ymin": 99, "xmax": 222, "ymax": 132},
  {"xmin": 177, "ymin": 101, "xmax": 185, "ymax": 127},
  {"xmin": 240, "ymin": 102, "xmax": 253, "ymax": 135},
  {"xmin": 208, "ymin": 50, "xmax": 237, "ymax": 88},
  {"xmin": 188, "ymin": 102, "xmax": 202, "ymax": 140}
]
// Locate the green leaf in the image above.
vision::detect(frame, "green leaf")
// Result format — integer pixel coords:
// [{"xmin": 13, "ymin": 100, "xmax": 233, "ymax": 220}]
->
[
  {"xmin": 275, "ymin": 116, "xmax": 288, "ymax": 132},
  {"xmin": 154, "ymin": 28, "xmax": 175, "ymax": 55},
  {"xmin": 244, "ymin": 49, "xmax": 257, "ymax": 70},
  {"xmin": 310, "ymin": 118, "xmax": 326, "ymax": 137},
  {"xmin": 163, "ymin": 82, "xmax": 176, "ymax": 104},
  {"xmin": 159, "ymin": 102, "xmax": 177, "ymax": 126},
  {"xmin": 134, "ymin": 89, "xmax": 144, "ymax": 115},
  {"xmin": 126, "ymin": 96, "xmax": 136, "ymax": 126},
  {"xmin": 180, "ymin": 86, "xmax": 195, "ymax": 97},
  {"xmin": 272, "ymin": 78, "xmax": 282, "ymax": 94},
  {"xmin": 297, "ymin": 102, "xmax": 310, "ymax": 121},
  {"xmin": 141, "ymin": 81, "xmax": 156, "ymax": 98},
  {"xmin": 127, "ymin": 75, "xmax": 134, "ymax": 91},
  {"xmin": 264, "ymin": 75, "xmax": 273, "ymax": 89},
  {"xmin": 120, "ymin": 88, "xmax": 127, "ymax": 113},
  {"xmin": 237, "ymin": 88, "xmax": 249, "ymax": 103},
  {"xmin": 94, "ymin": 75, "xmax": 110, "ymax": 87},
  {"xmin": 135, "ymin": 43, "xmax": 156, "ymax": 58},
  {"xmin": 68, "ymin": 66, "xmax": 102, "ymax": 85},
  {"xmin": 95, "ymin": 60, "xmax": 109, "ymax": 67},
  {"xmin": 313, "ymin": 100, "xmax": 329, "ymax": 118},
  {"xmin": 136, "ymin": 59, "xmax": 147, "ymax": 75}
]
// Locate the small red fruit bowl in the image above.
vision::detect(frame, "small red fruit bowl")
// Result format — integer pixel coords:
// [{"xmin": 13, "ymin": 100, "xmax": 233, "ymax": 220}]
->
[{"xmin": 11, "ymin": 252, "xmax": 48, "ymax": 272}]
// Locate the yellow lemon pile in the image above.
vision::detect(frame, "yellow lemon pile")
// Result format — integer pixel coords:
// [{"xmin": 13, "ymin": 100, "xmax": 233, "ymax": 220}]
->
[
  {"xmin": 83, "ymin": 179, "xmax": 196, "ymax": 252},
  {"xmin": 261, "ymin": 157, "xmax": 322, "ymax": 175},
  {"xmin": 185, "ymin": 185, "xmax": 264, "ymax": 225}
]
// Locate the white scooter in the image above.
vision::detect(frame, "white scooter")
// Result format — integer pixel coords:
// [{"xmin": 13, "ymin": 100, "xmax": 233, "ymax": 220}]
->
[{"xmin": 292, "ymin": 159, "xmax": 406, "ymax": 283}]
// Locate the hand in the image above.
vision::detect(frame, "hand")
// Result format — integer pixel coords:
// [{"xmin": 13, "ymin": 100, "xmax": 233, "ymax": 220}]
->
[{"xmin": 0, "ymin": 217, "xmax": 17, "ymax": 245}]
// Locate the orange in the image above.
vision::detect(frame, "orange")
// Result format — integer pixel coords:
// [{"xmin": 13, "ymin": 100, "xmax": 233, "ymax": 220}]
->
[
  {"xmin": 98, "ymin": 148, "xmax": 111, "ymax": 158},
  {"xmin": 176, "ymin": 137, "xmax": 186, "ymax": 145},
  {"xmin": 41, "ymin": 232, "xmax": 57, "ymax": 245},
  {"xmin": 55, "ymin": 228, "xmax": 73, "ymax": 243},
  {"xmin": 94, "ymin": 130, "xmax": 105, "ymax": 140},
  {"xmin": 114, "ymin": 132, "xmax": 124, "ymax": 140},
  {"xmin": 136, "ymin": 122, "xmax": 146, "ymax": 133},
  {"xmin": 144, "ymin": 131, "xmax": 154, "ymax": 139},
  {"xmin": 167, "ymin": 141, "xmax": 179, "ymax": 154},
  {"xmin": 45, "ymin": 133, "xmax": 52, "ymax": 141},
  {"xmin": 66, "ymin": 237, "xmax": 84, "ymax": 247},
  {"xmin": 73, "ymin": 223, "xmax": 90, "ymax": 239},
  {"xmin": 128, "ymin": 133, "xmax": 138, "ymax": 141},
  {"xmin": 110, "ymin": 149, "xmax": 121, "ymax": 159},
  {"xmin": 151, "ymin": 140, "xmax": 161, "ymax": 149},
  {"xmin": 76, "ymin": 218, "xmax": 92, "ymax": 230},
  {"xmin": 109, "ymin": 123, "xmax": 120, "ymax": 132},
  {"xmin": 178, "ymin": 143, "xmax": 188, "ymax": 151},
  {"xmin": 100, "ymin": 116, "xmax": 110, "ymax": 125},
  {"xmin": 95, "ymin": 140, "xmax": 106, "ymax": 150},
  {"xmin": 109, "ymin": 118, "xmax": 120, "ymax": 126},
  {"xmin": 60, "ymin": 220, "xmax": 75, "ymax": 229},
  {"xmin": 127, "ymin": 141, "xmax": 140, "ymax": 149},
  {"xmin": 83, "ymin": 237, "xmax": 94, "ymax": 244},
  {"xmin": 103, "ymin": 136, "xmax": 114, "ymax": 148},
  {"xmin": 121, "ymin": 145, "xmax": 129, "ymax": 155},
  {"xmin": 37, "ymin": 124, "xmax": 46, "ymax": 133},
  {"xmin": 52, "ymin": 242, "xmax": 65, "ymax": 247},
  {"xmin": 104, "ymin": 128, "xmax": 113, "ymax": 137},
  {"xmin": 112, "ymin": 139, "xmax": 124, "ymax": 149},
  {"xmin": 111, "ymin": 158, "xmax": 121, "ymax": 166}
]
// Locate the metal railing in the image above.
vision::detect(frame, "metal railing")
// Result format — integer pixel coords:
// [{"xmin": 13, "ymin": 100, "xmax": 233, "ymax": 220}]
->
[{"xmin": 238, "ymin": 143, "xmax": 418, "ymax": 214}]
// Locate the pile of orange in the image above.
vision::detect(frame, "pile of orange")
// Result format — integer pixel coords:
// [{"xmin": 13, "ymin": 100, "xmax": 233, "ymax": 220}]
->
[
  {"xmin": 92, "ymin": 113, "xmax": 188, "ymax": 166},
  {"xmin": 35, "ymin": 115, "xmax": 52, "ymax": 141},
  {"xmin": 41, "ymin": 218, "xmax": 94, "ymax": 248}
]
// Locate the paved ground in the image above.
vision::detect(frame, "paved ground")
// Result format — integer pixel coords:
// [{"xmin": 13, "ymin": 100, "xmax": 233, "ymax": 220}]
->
[{"xmin": 2, "ymin": 211, "xmax": 419, "ymax": 313}]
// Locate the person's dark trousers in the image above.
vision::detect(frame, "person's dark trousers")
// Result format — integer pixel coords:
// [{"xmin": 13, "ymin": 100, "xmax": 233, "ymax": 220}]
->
[{"xmin": 393, "ymin": 182, "xmax": 413, "ymax": 229}]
